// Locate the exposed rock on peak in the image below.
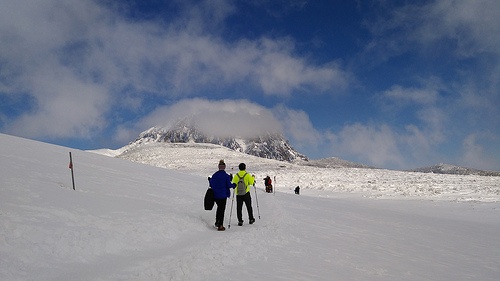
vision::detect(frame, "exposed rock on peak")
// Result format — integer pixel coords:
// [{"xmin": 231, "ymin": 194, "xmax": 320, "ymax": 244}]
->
[{"xmin": 131, "ymin": 124, "xmax": 308, "ymax": 162}]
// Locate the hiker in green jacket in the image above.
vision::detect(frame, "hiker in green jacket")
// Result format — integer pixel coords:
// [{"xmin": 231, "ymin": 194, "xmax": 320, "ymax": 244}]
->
[{"xmin": 232, "ymin": 163, "xmax": 255, "ymax": 226}]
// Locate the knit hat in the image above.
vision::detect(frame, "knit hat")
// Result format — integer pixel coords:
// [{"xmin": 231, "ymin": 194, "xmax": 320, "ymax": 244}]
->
[
  {"xmin": 238, "ymin": 163, "xmax": 246, "ymax": 170},
  {"xmin": 218, "ymin": 159, "xmax": 226, "ymax": 169}
]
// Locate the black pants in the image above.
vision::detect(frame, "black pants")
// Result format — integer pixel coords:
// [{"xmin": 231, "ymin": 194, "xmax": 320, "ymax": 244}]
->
[
  {"xmin": 236, "ymin": 192, "xmax": 254, "ymax": 222},
  {"xmin": 214, "ymin": 198, "xmax": 227, "ymax": 226}
]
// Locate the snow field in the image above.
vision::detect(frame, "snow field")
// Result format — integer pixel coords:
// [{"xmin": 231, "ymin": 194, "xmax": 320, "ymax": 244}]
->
[
  {"xmin": 117, "ymin": 142, "xmax": 500, "ymax": 202},
  {"xmin": 2, "ymin": 133, "xmax": 500, "ymax": 280}
]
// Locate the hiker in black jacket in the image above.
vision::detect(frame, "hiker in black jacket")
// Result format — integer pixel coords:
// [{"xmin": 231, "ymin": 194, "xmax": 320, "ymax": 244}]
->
[{"xmin": 231, "ymin": 163, "xmax": 255, "ymax": 226}]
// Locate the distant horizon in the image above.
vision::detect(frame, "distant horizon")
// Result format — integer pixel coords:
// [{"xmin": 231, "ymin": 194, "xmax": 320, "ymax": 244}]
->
[
  {"xmin": 5, "ymin": 130, "xmax": 500, "ymax": 173},
  {"xmin": 89, "ymin": 126, "xmax": 500, "ymax": 173}
]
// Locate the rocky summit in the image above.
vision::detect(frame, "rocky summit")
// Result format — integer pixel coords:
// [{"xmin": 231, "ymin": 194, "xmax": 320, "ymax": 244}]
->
[{"xmin": 130, "ymin": 123, "xmax": 308, "ymax": 163}]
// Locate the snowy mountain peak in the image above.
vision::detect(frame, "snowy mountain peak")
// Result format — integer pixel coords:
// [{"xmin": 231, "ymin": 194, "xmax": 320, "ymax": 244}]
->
[{"xmin": 131, "ymin": 123, "xmax": 308, "ymax": 162}]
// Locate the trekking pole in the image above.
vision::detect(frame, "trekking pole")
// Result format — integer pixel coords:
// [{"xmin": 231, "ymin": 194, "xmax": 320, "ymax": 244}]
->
[
  {"xmin": 253, "ymin": 183, "xmax": 261, "ymax": 219},
  {"xmin": 227, "ymin": 189, "xmax": 235, "ymax": 229}
]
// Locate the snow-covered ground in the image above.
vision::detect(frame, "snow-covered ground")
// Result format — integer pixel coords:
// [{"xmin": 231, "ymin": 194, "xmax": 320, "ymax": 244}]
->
[
  {"xmin": 116, "ymin": 142, "xmax": 500, "ymax": 203},
  {"xmin": 2, "ymin": 133, "xmax": 500, "ymax": 280}
]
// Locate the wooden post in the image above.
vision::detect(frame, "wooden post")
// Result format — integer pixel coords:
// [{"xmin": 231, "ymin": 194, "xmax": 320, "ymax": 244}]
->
[
  {"xmin": 273, "ymin": 176, "xmax": 276, "ymax": 196},
  {"xmin": 69, "ymin": 152, "xmax": 75, "ymax": 191}
]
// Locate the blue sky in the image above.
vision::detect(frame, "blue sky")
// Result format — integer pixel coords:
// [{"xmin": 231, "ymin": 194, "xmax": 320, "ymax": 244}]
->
[{"xmin": 1, "ymin": 0, "xmax": 499, "ymax": 171}]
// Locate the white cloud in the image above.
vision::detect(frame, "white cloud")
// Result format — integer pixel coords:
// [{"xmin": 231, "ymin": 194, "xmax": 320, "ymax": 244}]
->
[
  {"xmin": 116, "ymin": 98, "xmax": 327, "ymax": 154},
  {"xmin": 271, "ymin": 104, "xmax": 323, "ymax": 148},
  {"xmin": 380, "ymin": 80, "xmax": 448, "ymax": 143},
  {"xmin": 0, "ymin": 0, "xmax": 349, "ymax": 141},
  {"xmin": 416, "ymin": 0, "xmax": 500, "ymax": 57},
  {"xmin": 369, "ymin": 77, "xmax": 499, "ymax": 169},
  {"xmin": 461, "ymin": 134, "xmax": 484, "ymax": 168},
  {"xmin": 5, "ymin": 63, "xmax": 109, "ymax": 139},
  {"xmin": 327, "ymin": 123, "xmax": 405, "ymax": 168},
  {"xmin": 126, "ymin": 98, "xmax": 282, "ymax": 139},
  {"xmin": 248, "ymin": 38, "xmax": 349, "ymax": 95},
  {"xmin": 360, "ymin": 1, "xmax": 500, "ymax": 170},
  {"xmin": 460, "ymin": 133, "xmax": 500, "ymax": 171},
  {"xmin": 382, "ymin": 84, "xmax": 439, "ymax": 105},
  {"xmin": 366, "ymin": 0, "xmax": 500, "ymax": 58}
]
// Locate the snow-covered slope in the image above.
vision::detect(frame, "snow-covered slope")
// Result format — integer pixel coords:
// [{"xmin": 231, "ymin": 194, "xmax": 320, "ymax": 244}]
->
[
  {"xmin": 304, "ymin": 156, "xmax": 374, "ymax": 169},
  {"xmin": 114, "ymin": 142, "xmax": 500, "ymax": 202},
  {"xmin": 411, "ymin": 163, "xmax": 500, "ymax": 176},
  {"xmin": 2, "ymin": 133, "xmax": 500, "ymax": 280}
]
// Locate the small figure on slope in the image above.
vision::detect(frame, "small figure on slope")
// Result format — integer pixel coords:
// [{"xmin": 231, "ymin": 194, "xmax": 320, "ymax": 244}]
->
[
  {"xmin": 264, "ymin": 175, "xmax": 273, "ymax": 193},
  {"xmin": 295, "ymin": 186, "xmax": 300, "ymax": 195}
]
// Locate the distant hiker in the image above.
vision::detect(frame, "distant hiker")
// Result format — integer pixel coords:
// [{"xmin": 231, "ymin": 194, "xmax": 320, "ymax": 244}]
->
[
  {"xmin": 209, "ymin": 160, "xmax": 234, "ymax": 231},
  {"xmin": 264, "ymin": 176, "xmax": 273, "ymax": 193},
  {"xmin": 295, "ymin": 186, "xmax": 300, "ymax": 195},
  {"xmin": 232, "ymin": 163, "xmax": 255, "ymax": 226}
]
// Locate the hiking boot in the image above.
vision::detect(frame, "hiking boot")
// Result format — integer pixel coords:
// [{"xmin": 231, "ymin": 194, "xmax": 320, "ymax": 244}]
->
[
  {"xmin": 217, "ymin": 225, "xmax": 226, "ymax": 231},
  {"xmin": 249, "ymin": 218, "xmax": 255, "ymax": 224},
  {"xmin": 238, "ymin": 221, "xmax": 243, "ymax": 226}
]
